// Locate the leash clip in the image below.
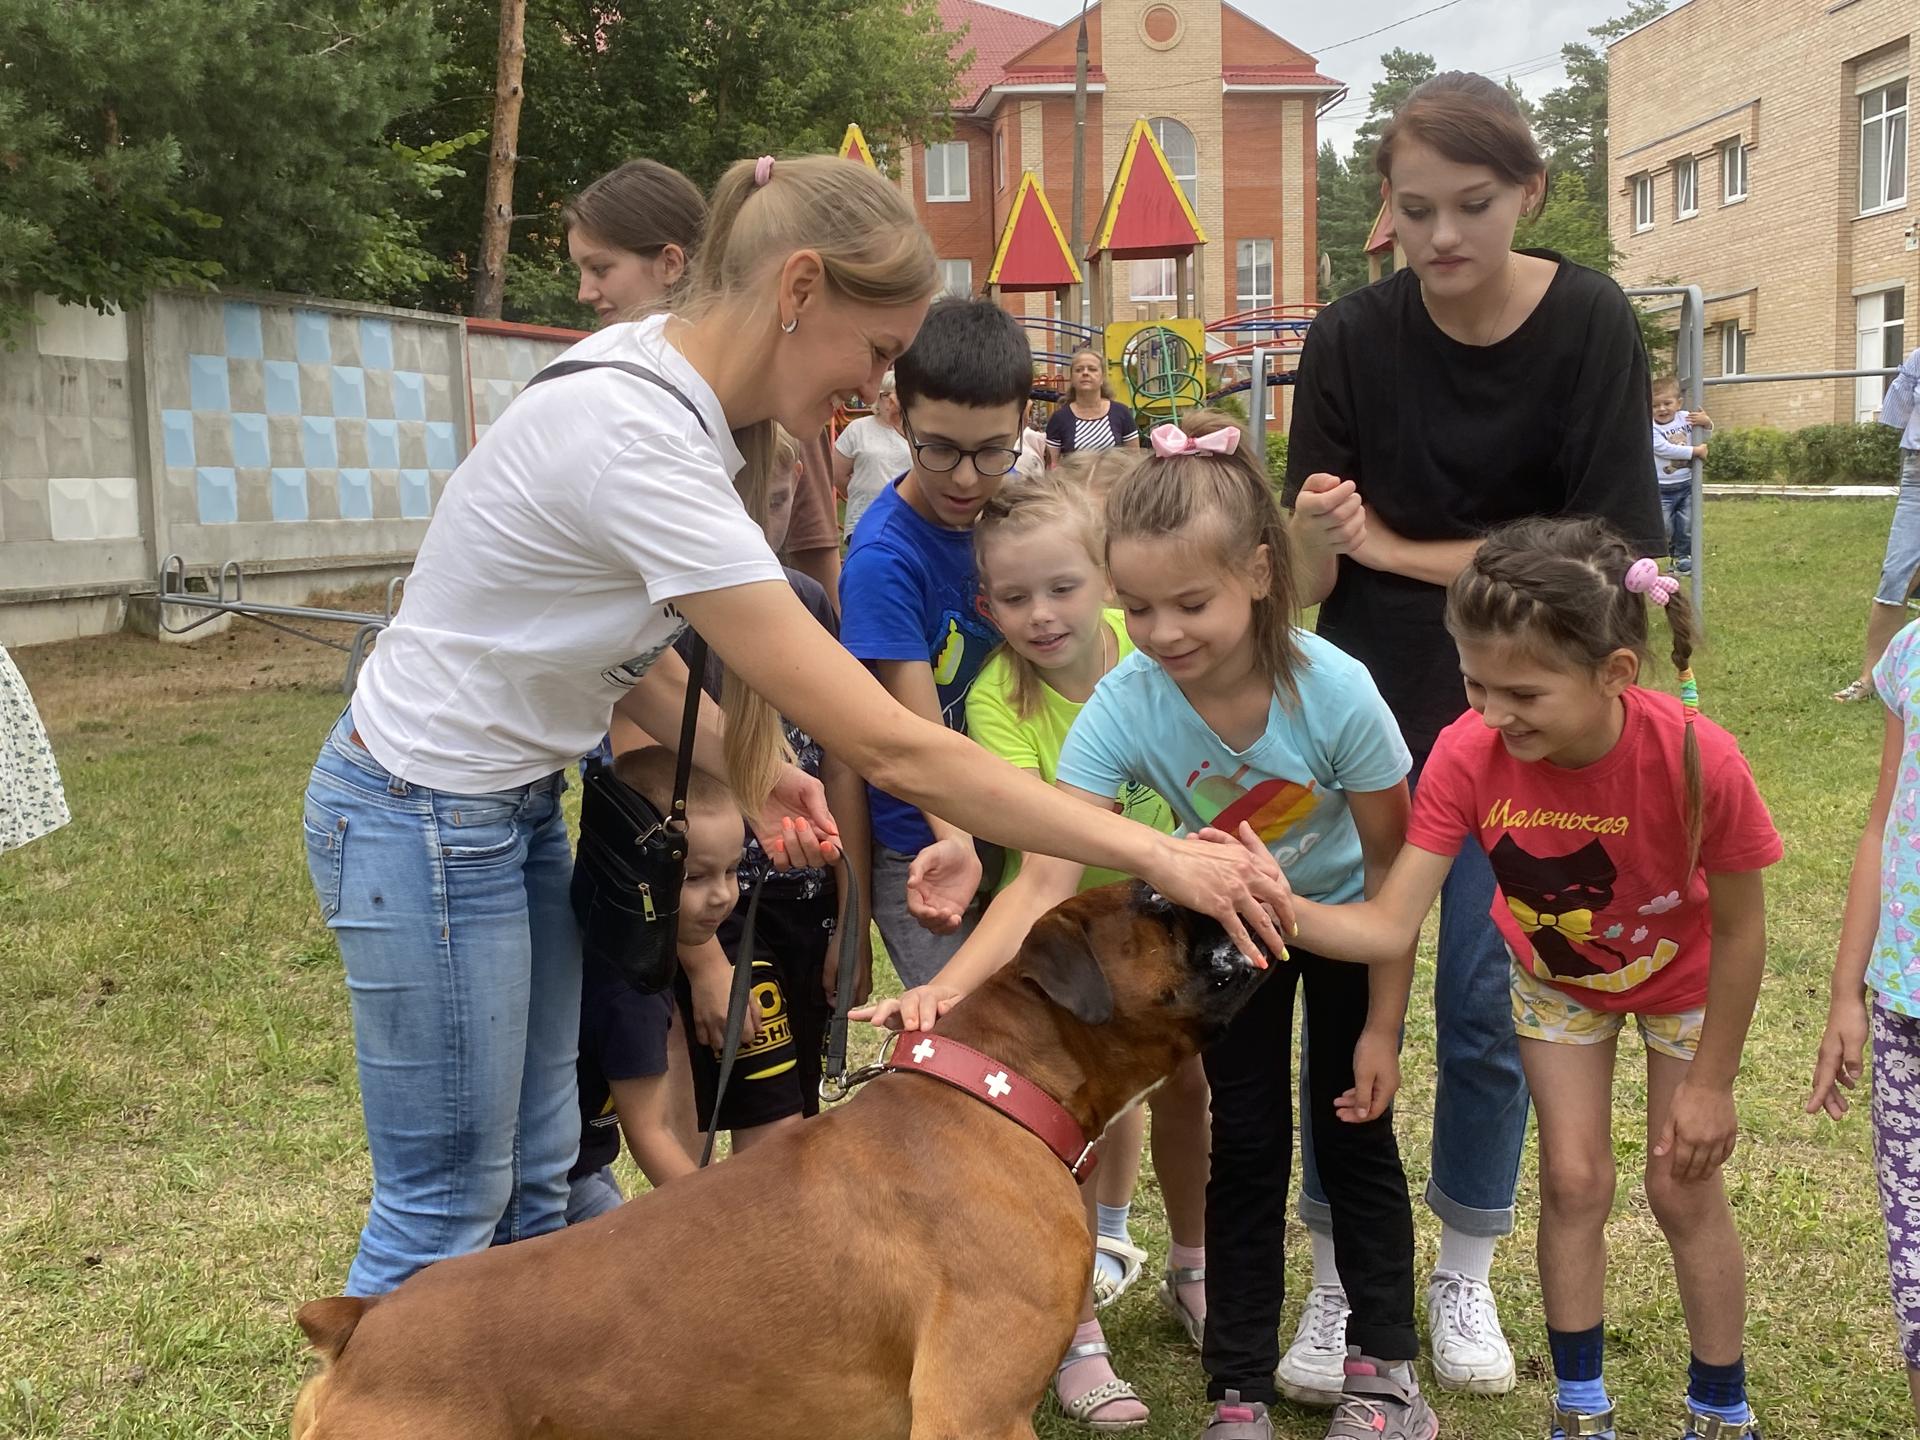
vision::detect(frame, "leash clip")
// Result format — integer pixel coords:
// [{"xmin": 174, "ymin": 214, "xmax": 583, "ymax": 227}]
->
[
  {"xmin": 818, "ymin": 1029, "xmax": 898, "ymax": 1105},
  {"xmin": 1068, "ymin": 1140, "xmax": 1099, "ymax": 1181}
]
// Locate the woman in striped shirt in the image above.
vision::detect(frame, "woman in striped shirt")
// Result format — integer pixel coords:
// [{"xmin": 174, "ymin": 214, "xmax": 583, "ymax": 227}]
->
[{"xmin": 1045, "ymin": 347, "xmax": 1138, "ymax": 463}]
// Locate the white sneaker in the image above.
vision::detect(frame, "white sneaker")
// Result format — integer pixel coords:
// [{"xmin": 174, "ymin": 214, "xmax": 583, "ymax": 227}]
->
[
  {"xmin": 1275, "ymin": 1284, "xmax": 1349, "ymax": 1407},
  {"xmin": 1425, "ymin": 1270, "xmax": 1516, "ymax": 1395}
]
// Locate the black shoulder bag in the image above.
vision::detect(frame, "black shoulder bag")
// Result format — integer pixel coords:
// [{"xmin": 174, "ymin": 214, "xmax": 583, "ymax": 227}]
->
[{"xmin": 528, "ymin": 357, "xmax": 712, "ymax": 994}]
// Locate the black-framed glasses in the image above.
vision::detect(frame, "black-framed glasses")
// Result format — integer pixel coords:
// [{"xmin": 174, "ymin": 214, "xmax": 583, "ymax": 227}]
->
[{"xmin": 901, "ymin": 415, "xmax": 1020, "ymax": 477}]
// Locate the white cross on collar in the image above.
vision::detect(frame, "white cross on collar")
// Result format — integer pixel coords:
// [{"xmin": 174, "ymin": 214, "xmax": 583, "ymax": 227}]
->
[
  {"xmin": 983, "ymin": 1070, "xmax": 1012, "ymax": 1099},
  {"xmin": 911, "ymin": 1039, "xmax": 936, "ymax": 1064}
]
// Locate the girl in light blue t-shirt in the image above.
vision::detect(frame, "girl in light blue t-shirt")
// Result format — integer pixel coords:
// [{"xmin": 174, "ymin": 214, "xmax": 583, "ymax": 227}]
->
[{"xmin": 859, "ymin": 416, "xmax": 1433, "ymax": 1437}]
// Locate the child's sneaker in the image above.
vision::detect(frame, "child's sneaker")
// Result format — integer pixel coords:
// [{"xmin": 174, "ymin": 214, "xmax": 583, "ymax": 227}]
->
[
  {"xmin": 1426, "ymin": 1269, "xmax": 1516, "ymax": 1394},
  {"xmin": 1679, "ymin": 1405, "xmax": 1760, "ymax": 1438},
  {"xmin": 1200, "ymin": 1390, "xmax": 1271, "ymax": 1438},
  {"xmin": 1277, "ymin": 1284, "xmax": 1350, "ymax": 1407},
  {"xmin": 1550, "ymin": 1400, "xmax": 1615, "ymax": 1438},
  {"xmin": 1325, "ymin": 1353, "xmax": 1439, "ymax": 1440}
]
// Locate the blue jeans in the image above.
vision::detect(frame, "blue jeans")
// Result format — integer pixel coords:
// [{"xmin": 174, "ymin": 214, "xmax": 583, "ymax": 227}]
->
[
  {"xmin": 304, "ymin": 709, "xmax": 582, "ymax": 1295},
  {"xmin": 1874, "ymin": 450, "xmax": 1920, "ymax": 605},
  {"xmin": 1300, "ymin": 769, "xmax": 1531, "ymax": 1240},
  {"xmin": 566, "ymin": 1165, "xmax": 624, "ymax": 1224},
  {"xmin": 1661, "ymin": 484, "xmax": 1693, "ymax": 570}
]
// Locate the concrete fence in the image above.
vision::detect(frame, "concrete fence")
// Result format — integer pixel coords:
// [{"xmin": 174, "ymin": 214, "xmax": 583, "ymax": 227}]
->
[{"xmin": 0, "ymin": 291, "xmax": 583, "ymax": 646}]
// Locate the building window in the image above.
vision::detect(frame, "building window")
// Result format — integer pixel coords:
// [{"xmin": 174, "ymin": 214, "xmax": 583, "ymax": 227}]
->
[
  {"xmin": 1633, "ymin": 173, "xmax": 1654, "ymax": 232},
  {"xmin": 1720, "ymin": 323, "xmax": 1748, "ymax": 376},
  {"xmin": 1858, "ymin": 286, "xmax": 1906, "ymax": 419},
  {"xmin": 1148, "ymin": 117, "xmax": 1198, "ymax": 206},
  {"xmin": 1722, "ymin": 140, "xmax": 1748, "ymax": 203},
  {"xmin": 938, "ymin": 259, "xmax": 973, "ymax": 298},
  {"xmin": 1235, "ymin": 240, "xmax": 1273, "ymax": 312},
  {"xmin": 1674, "ymin": 155, "xmax": 1699, "ymax": 219},
  {"xmin": 926, "ymin": 142, "xmax": 970, "ymax": 203},
  {"xmin": 1129, "ymin": 258, "xmax": 1179, "ymax": 303},
  {"xmin": 995, "ymin": 129, "xmax": 1007, "ymax": 192},
  {"xmin": 1861, "ymin": 79, "xmax": 1908, "ymax": 215}
]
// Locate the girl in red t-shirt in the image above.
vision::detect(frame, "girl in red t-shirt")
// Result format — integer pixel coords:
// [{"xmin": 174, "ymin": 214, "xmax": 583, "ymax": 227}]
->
[{"xmin": 1251, "ymin": 517, "xmax": 1780, "ymax": 1440}]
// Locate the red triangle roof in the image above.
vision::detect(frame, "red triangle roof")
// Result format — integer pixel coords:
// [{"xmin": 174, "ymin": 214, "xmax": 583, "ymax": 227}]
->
[
  {"xmin": 1365, "ymin": 201, "xmax": 1395, "ymax": 254},
  {"xmin": 1089, "ymin": 119, "xmax": 1207, "ymax": 260},
  {"xmin": 988, "ymin": 172, "xmax": 1082, "ymax": 290}
]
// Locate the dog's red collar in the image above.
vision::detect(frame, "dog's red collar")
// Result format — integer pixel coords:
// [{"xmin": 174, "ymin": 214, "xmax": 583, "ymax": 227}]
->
[{"xmin": 881, "ymin": 1032, "xmax": 1097, "ymax": 1180}]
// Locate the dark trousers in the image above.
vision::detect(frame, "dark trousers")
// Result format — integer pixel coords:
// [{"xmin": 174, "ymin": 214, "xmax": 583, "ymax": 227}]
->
[{"xmin": 1202, "ymin": 944, "xmax": 1417, "ymax": 1401}]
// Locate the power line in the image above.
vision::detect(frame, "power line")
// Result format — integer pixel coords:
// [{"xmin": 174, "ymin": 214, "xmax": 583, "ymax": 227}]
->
[{"xmin": 1308, "ymin": 0, "xmax": 1466, "ymax": 55}]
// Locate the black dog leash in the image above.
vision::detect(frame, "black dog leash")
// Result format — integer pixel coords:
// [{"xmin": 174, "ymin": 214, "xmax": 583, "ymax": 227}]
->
[{"xmin": 699, "ymin": 860, "xmax": 867, "ymax": 1164}]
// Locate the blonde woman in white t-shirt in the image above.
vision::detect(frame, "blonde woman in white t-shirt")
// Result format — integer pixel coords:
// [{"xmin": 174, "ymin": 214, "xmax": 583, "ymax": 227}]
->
[{"xmin": 301, "ymin": 152, "xmax": 1292, "ymax": 1298}]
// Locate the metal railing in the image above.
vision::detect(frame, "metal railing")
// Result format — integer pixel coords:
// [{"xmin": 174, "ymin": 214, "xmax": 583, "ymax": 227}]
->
[
  {"xmin": 155, "ymin": 554, "xmax": 405, "ymax": 694},
  {"xmin": 1624, "ymin": 285, "xmax": 1901, "ymax": 624}
]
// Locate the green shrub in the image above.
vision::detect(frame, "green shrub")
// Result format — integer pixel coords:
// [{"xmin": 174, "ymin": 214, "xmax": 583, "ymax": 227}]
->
[
  {"xmin": 1787, "ymin": 422, "xmax": 1903, "ymax": 483},
  {"xmin": 1266, "ymin": 431, "xmax": 1288, "ymax": 490},
  {"xmin": 1702, "ymin": 426, "xmax": 1789, "ymax": 484}
]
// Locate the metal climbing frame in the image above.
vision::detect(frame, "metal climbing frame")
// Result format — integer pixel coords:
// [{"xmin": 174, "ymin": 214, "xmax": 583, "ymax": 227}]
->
[
  {"xmin": 1121, "ymin": 323, "xmax": 1208, "ymax": 426},
  {"xmin": 155, "ymin": 554, "xmax": 405, "ymax": 694},
  {"xmin": 1626, "ymin": 284, "xmax": 1903, "ymax": 626},
  {"xmin": 1022, "ymin": 315, "xmax": 1101, "ymax": 399}
]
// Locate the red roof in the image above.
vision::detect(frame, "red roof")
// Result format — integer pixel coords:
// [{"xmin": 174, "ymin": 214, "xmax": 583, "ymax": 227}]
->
[
  {"xmin": 1221, "ymin": 65, "xmax": 1343, "ymax": 87},
  {"xmin": 1090, "ymin": 119, "xmax": 1207, "ymax": 259},
  {"xmin": 988, "ymin": 172, "xmax": 1082, "ymax": 290},
  {"xmin": 938, "ymin": 0, "xmax": 1056, "ymax": 110}
]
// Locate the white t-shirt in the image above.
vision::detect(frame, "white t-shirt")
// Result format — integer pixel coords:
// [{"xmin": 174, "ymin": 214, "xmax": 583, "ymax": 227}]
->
[
  {"xmin": 352, "ymin": 316, "xmax": 785, "ymax": 792},
  {"xmin": 834, "ymin": 415, "xmax": 912, "ymax": 538}
]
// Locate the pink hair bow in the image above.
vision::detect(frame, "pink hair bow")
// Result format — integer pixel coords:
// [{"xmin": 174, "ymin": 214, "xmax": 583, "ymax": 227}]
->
[
  {"xmin": 1150, "ymin": 423, "xmax": 1239, "ymax": 459},
  {"xmin": 1624, "ymin": 557, "xmax": 1680, "ymax": 606}
]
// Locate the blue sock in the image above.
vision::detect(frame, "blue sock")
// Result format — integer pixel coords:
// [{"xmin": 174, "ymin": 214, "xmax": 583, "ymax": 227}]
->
[
  {"xmin": 1548, "ymin": 1325, "xmax": 1611, "ymax": 1435},
  {"xmin": 1688, "ymin": 1354, "xmax": 1750, "ymax": 1423},
  {"xmin": 1092, "ymin": 1203, "xmax": 1133, "ymax": 1288}
]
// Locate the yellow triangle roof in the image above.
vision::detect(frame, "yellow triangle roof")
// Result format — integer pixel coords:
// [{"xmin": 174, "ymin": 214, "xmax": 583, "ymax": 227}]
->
[{"xmin": 838, "ymin": 123, "xmax": 877, "ymax": 169}]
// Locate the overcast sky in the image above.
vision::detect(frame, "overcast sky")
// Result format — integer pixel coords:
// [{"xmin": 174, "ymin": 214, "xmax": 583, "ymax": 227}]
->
[{"xmin": 1009, "ymin": 0, "xmax": 1673, "ymax": 153}]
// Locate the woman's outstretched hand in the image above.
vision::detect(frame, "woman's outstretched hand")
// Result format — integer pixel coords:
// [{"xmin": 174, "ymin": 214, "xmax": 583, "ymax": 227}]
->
[
  {"xmin": 1143, "ymin": 821, "xmax": 1295, "ymax": 966},
  {"xmin": 753, "ymin": 766, "xmax": 841, "ymax": 870}
]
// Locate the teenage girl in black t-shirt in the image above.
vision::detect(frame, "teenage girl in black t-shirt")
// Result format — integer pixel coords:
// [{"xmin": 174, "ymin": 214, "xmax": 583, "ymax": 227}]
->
[{"xmin": 1278, "ymin": 71, "xmax": 1662, "ymax": 1421}]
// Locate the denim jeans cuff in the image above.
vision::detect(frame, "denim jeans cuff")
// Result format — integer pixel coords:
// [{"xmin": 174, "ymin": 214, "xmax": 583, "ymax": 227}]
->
[
  {"xmin": 1296, "ymin": 1192, "xmax": 1333, "ymax": 1235},
  {"xmin": 1424, "ymin": 1177, "xmax": 1515, "ymax": 1237}
]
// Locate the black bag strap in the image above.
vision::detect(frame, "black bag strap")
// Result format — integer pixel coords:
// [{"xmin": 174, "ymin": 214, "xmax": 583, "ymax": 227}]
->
[{"xmin": 521, "ymin": 359, "xmax": 710, "ymax": 438}]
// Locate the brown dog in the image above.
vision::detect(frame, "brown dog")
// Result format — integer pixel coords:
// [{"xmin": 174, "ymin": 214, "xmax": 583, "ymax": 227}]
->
[{"xmin": 291, "ymin": 882, "xmax": 1266, "ymax": 1440}]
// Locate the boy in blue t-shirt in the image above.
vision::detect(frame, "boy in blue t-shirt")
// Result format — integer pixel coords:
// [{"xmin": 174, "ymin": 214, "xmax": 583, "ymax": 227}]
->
[{"xmin": 839, "ymin": 298, "xmax": 1030, "ymax": 986}]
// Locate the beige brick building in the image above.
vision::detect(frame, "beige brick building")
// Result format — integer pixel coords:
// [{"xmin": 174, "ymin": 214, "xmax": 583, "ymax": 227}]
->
[{"xmin": 1609, "ymin": 0, "xmax": 1917, "ymax": 430}]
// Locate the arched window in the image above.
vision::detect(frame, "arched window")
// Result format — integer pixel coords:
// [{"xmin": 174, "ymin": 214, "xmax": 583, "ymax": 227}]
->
[{"xmin": 1149, "ymin": 117, "xmax": 1198, "ymax": 207}]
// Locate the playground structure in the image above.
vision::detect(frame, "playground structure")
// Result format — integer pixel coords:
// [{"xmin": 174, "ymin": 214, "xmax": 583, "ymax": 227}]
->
[{"xmin": 968, "ymin": 116, "xmax": 1322, "ymax": 431}]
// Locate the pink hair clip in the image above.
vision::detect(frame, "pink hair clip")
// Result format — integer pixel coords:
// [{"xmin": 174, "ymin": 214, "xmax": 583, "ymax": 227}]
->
[
  {"xmin": 1624, "ymin": 557, "xmax": 1680, "ymax": 607},
  {"xmin": 1149, "ymin": 423, "xmax": 1239, "ymax": 459},
  {"xmin": 753, "ymin": 155, "xmax": 776, "ymax": 187}
]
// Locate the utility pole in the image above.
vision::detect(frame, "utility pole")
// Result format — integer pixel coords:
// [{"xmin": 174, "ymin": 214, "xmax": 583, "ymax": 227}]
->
[
  {"xmin": 473, "ymin": 0, "xmax": 527, "ymax": 318},
  {"xmin": 1070, "ymin": 2, "xmax": 1089, "ymax": 326}
]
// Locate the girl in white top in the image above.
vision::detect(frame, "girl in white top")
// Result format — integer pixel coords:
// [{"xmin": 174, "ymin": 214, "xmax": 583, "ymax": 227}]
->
[{"xmin": 302, "ymin": 152, "xmax": 1292, "ymax": 1298}]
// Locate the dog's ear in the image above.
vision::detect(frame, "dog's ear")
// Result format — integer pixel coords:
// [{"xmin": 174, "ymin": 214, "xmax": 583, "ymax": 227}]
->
[
  {"xmin": 297, "ymin": 1296, "xmax": 373, "ymax": 1362},
  {"xmin": 1017, "ymin": 909, "xmax": 1113, "ymax": 1025}
]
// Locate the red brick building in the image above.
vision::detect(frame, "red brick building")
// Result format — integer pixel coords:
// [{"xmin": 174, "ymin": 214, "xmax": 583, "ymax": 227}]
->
[{"xmin": 890, "ymin": 0, "xmax": 1340, "ymax": 330}]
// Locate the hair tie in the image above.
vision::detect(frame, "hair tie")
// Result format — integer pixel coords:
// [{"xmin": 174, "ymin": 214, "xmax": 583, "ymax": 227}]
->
[
  {"xmin": 753, "ymin": 155, "xmax": 775, "ymax": 187},
  {"xmin": 1624, "ymin": 557, "xmax": 1679, "ymax": 607},
  {"xmin": 1149, "ymin": 423, "xmax": 1239, "ymax": 459},
  {"xmin": 1677, "ymin": 666, "xmax": 1700, "ymax": 722}
]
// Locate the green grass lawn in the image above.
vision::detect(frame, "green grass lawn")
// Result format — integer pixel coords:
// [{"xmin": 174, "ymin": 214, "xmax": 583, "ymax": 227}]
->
[{"xmin": 0, "ymin": 500, "xmax": 1909, "ymax": 1438}]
